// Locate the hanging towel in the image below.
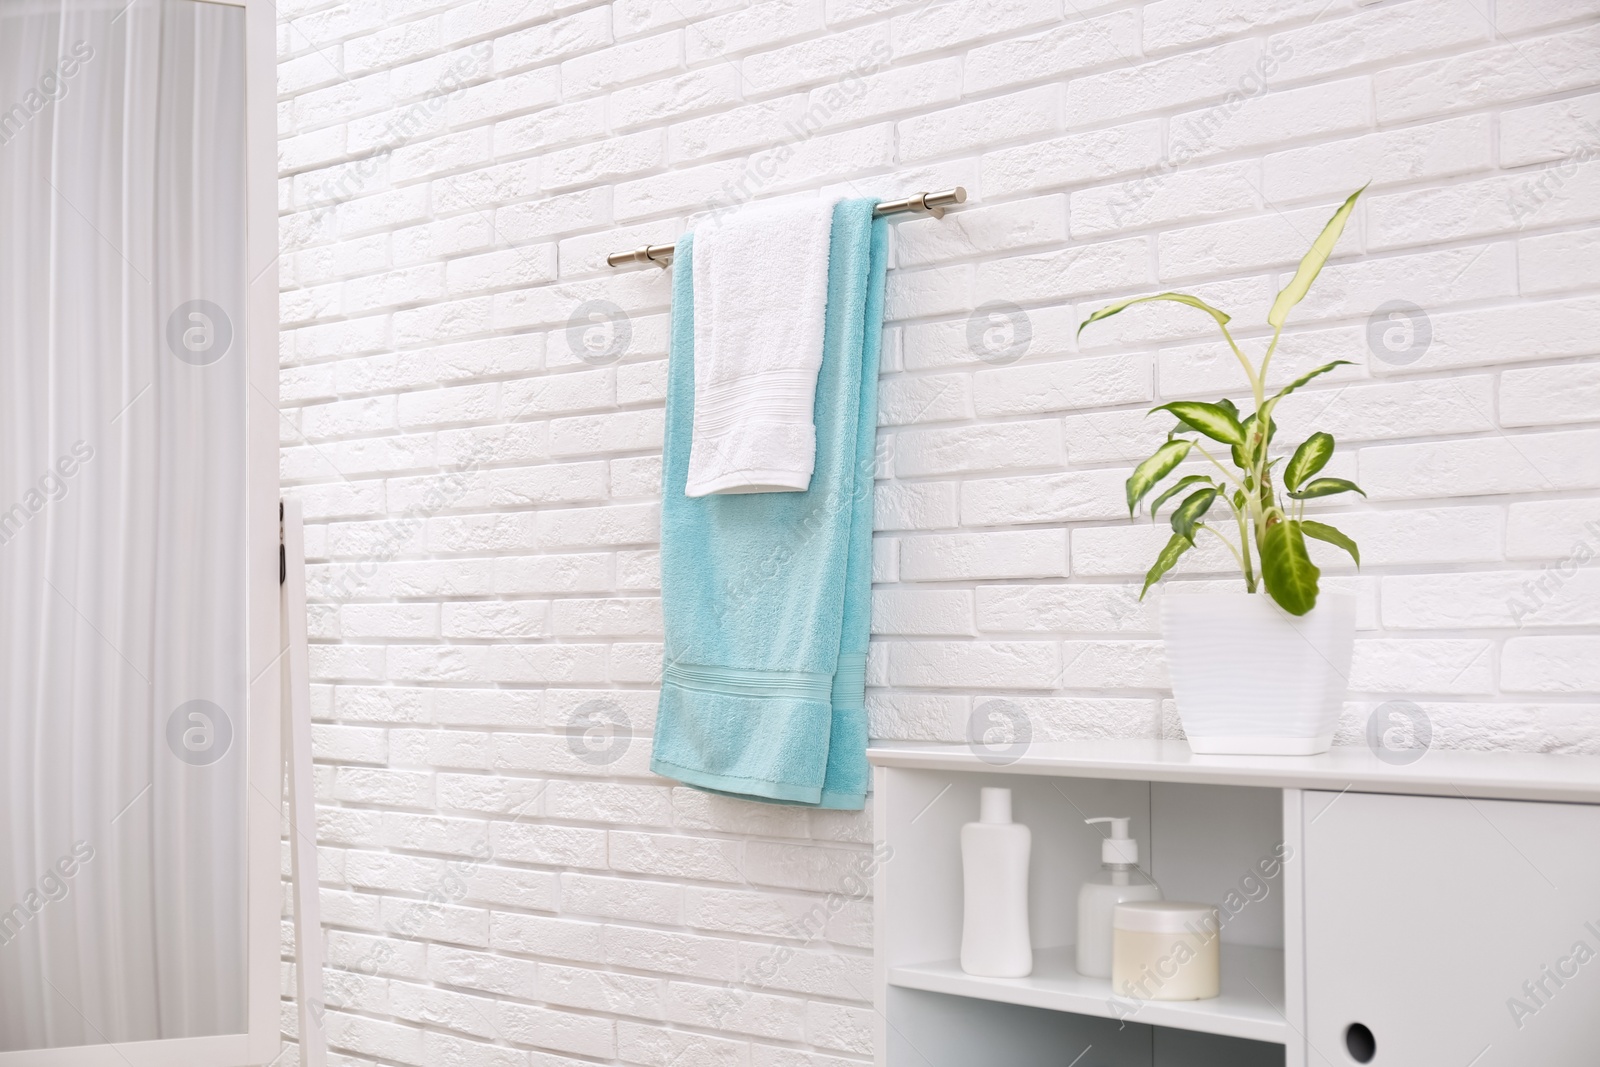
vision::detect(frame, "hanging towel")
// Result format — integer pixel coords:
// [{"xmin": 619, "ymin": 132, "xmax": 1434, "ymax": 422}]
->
[
  {"xmin": 651, "ymin": 198, "xmax": 887, "ymax": 810},
  {"xmin": 685, "ymin": 200, "xmax": 839, "ymax": 497}
]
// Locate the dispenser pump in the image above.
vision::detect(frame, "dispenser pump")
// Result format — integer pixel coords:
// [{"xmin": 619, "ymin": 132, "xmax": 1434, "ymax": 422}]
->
[{"xmin": 1085, "ymin": 816, "xmax": 1138, "ymax": 866}]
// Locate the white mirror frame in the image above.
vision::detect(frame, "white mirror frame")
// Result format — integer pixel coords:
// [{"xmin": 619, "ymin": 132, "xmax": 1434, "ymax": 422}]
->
[{"xmin": 0, "ymin": 0, "xmax": 282, "ymax": 1063}]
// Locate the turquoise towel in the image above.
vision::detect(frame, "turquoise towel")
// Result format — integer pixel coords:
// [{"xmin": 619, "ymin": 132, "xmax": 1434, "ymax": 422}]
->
[{"xmin": 650, "ymin": 199, "xmax": 887, "ymax": 810}]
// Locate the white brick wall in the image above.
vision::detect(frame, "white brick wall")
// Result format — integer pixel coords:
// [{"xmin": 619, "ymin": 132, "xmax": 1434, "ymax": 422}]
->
[{"xmin": 276, "ymin": 0, "xmax": 1600, "ymax": 1063}]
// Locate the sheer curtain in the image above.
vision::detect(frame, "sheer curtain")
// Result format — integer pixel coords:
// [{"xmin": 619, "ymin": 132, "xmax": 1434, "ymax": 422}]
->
[{"xmin": 0, "ymin": 0, "xmax": 248, "ymax": 1050}]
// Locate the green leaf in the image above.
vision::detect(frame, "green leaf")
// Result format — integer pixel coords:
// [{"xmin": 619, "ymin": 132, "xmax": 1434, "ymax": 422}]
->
[
  {"xmin": 1170, "ymin": 488, "xmax": 1218, "ymax": 544},
  {"xmin": 1140, "ymin": 532, "xmax": 1193, "ymax": 600},
  {"xmin": 1290, "ymin": 477, "xmax": 1366, "ymax": 500},
  {"xmin": 1232, "ymin": 410, "xmax": 1279, "ymax": 469},
  {"xmin": 1267, "ymin": 185, "xmax": 1366, "ymax": 329},
  {"xmin": 1261, "ymin": 520, "xmax": 1321, "ymax": 615},
  {"xmin": 1150, "ymin": 475, "xmax": 1213, "ymax": 519},
  {"xmin": 1259, "ymin": 361, "xmax": 1353, "ymax": 425},
  {"xmin": 1153, "ymin": 401, "xmax": 1246, "ymax": 446},
  {"xmin": 1284, "ymin": 432, "xmax": 1335, "ymax": 491},
  {"xmin": 1078, "ymin": 293, "xmax": 1233, "ymax": 338},
  {"xmin": 1216, "ymin": 398, "xmax": 1240, "ymax": 421},
  {"xmin": 1126, "ymin": 440, "xmax": 1192, "ymax": 514},
  {"xmin": 1301, "ymin": 520, "xmax": 1360, "ymax": 566}
]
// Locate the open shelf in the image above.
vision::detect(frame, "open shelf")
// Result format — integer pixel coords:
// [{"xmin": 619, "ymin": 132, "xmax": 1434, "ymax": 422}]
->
[{"xmin": 889, "ymin": 943, "xmax": 1286, "ymax": 1045}]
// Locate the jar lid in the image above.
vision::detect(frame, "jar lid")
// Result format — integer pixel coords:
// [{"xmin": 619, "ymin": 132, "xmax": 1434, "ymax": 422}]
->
[{"xmin": 1113, "ymin": 901, "xmax": 1219, "ymax": 934}]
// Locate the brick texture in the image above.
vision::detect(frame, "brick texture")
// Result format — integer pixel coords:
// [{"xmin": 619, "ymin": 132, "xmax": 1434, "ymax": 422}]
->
[{"xmin": 277, "ymin": 0, "xmax": 1600, "ymax": 1063}]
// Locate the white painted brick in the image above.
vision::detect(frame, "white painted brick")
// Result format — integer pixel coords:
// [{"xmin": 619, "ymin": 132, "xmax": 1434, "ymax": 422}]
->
[
  {"xmin": 965, "ymin": 10, "xmax": 1139, "ymax": 95},
  {"xmin": 1349, "ymin": 638, "xmax": 1496, "ymax": 695},
  {"xmin": 685, "ymin": 0, "xmax": 823, "ymax": 64},
  {"xmin": 1506, "ymin": 501, "xmax": 1600, "ymax": 561},
  {"xmin": 799, "ymin": 58, "xmax": 963, "ymax": 133},
  {"xmin": 540, "ymin": 962, "xmax": 663, "ymax": 1017},
  {"xmin": 1274, "ymin": 376, "xmax": 1495, "ymax": 443},
  {"xmin": 1500, "ymin": 363, "xmax": 1600, "ymax": 428},
  {"xmin": 1368, "ymin": 166, "xmax": 1600, "ymax": 251},
  {"xmin": 1292, "ymin": 241, "xmax": 1516, "ymax": 325},
  {"xmin": 899, "ymin": 530, "xmax": 1068, "ymax": 581},
  {"xmin": 1170, "ymin": 77, "xmax": 1372, "ymax": 165},
  {"xmin": 1519, "ymin": 226, "xmax": 1600, "ymax": 296},
  {"xmin": 1385, "ymin": 569, "xmax": 1600, "ymax": 630},
  {"xmin": 618, "ymin": 1023, "xmax": 746, "ymax": 1067},
  {"xmin": 446, "ymin": 66, "xmax": 560, "ymax": 125},
  {"xmin": 1071, "ymin": 523, "xmax": 1239, "ymax": 578},
  {"xmin": 617, "ymin": 0, "xmax": 742, "ymax": 38},
  {"xmin": 1160, "ymin": 202, "xmax": 1363, "ymax": 281},
  {"xmin": 1157, "ymin": 325, "xmax": 1365, "ymax": 398},
  {"xmin": 1144, "ymin": 0, "xmax": 1347, "ymax": 52},
  {"xmin": 982, "ymin": 120, "xmax": 1162, "ymax": 200},
  {"xmin": 282, "ymin": 8, "xmax": 1600, "ymax": 1061},
  {"xmin": 900, "ymin": 87, "xmax": 1059, "ymax": 163},
  {"xmin": 890, "ymin": 0, "xmax": 1056, "ymax": 59},
  {"xmin": 543, "ymin": 131, "xmax": 664, "ymax": 191},
  {"xmin": 1073, "ymin": 159, "xmax": 1262, "ymax": 239},
  {"xmin": 902, "ymin": 303, "xmax": 1079, "ymax": 372},
  {"xmin": 894, "ymin": 194, "xmax": 1066, "ymax": 268},
  {"xmin": 1496, "ymin": 0, "xmax": 1600, "ymax": 33},
  {"xmin": 1362, "ymin": 430, "xmax": 1600, "ymax": 500},
  {"xmin": 495, "ymin": 1001, "xmax": 615, "ymax": 1058},
  {"xmin": 873, "ymin": 480, "xmax": 960, "ymax": 530},
  {"xmin": 806, "ymin": 1001, "xmax": 873, "ymax": 1054},
  {"xmin": 1265, "ymin": 114, "xmax": 1493, "ymax": 205},
  {"xmin": 883, "ymin": 263, "xmax": 972, "ymax": 322},
  {"xmin": 878, "ymin": 373, "xmax": 972, "ymax": 425},
  {"xmin": 975, "ymin": 237, "xmax": 1150, "ymax": 305},
  {"xmin": 1267, "ymin": 0, "xmax": 1489, "ymax": 84},
  {"xmin": 668, "ymin": 97, "xmax": 811, "ymax": 164},
  {"xmin": 961, "ymin": 468, "xmax": 1127, "ymax": 525},
  {"xmin": 490, "ymin": 912, "xmax": 606, "ymax": 961},
  {"xmin": 893, "ymin": 419, "xmax": 1062, "ymax": 477},
  {"xmin": 1078, "ymin": 277, "xmax": 1273, "ymax": 351},
  {"xmin": 1375, "ymin": 23, "xmax": 1600, "ymax": 124},
  {"xmin": 1369, "ymin": 296, "xmax": 1600, "ymax": 375},
  {"xmin": 492, "ymin": 9, "xmax": 612, "ymax": 75},
  {"xmin": 1501, "ymin": 93, "xmax": 1600, "ymax": 169},
  {"xmin": 611, "ymin": 67, "xmax": 742, "ymax": 130},
  {"xmin": 1064, "ymin": 39, "xmax": 1264, "ymax": 127},
  {"xmin": 889, "ymin": 640, "xmax": 1061, "ymax": 689},
  {"xmin": 978, "ymin": 584, "xmax": 1159, "ymax": 634},
  {"xmin": 1503, "ymin": 637, "xmax": 1600, "ymax": 693},
  {"xmin": 871, "ymin": 589, "xmax": 975, "ymax": 636},
  {"xmin": 561, "ymin": 30, "xmax": 681, "ymax": 97},
  {"xmin": 743, "ymin": 25, "xmax": 891, "ymax": 96}
]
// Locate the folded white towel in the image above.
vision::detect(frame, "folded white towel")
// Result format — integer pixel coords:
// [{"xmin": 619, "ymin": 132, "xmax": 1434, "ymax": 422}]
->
[{"xmin": 686, "ymin": 199, "xmax": 838, "ymax": 497}]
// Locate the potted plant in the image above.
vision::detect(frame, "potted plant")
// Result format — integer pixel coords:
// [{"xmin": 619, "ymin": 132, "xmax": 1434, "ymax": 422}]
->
[{"xmin": 1078, "ymin": 188, "xmax": 1368, "ymax": 755}]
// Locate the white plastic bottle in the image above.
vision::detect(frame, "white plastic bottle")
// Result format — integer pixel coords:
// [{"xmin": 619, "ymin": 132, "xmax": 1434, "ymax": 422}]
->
[
  {"xmin": 1075, "ymin": 816, "xmax": 1161, "ymax": 978},
  {"xmin": 960, "ymin": 787, "xmax": 1032, "ymax": 978}
]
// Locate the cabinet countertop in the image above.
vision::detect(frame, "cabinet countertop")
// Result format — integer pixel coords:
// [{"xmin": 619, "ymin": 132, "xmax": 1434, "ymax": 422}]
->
[{"xmin": 866, "ymin": 739, "xmax": 1600, "ymax": 803}]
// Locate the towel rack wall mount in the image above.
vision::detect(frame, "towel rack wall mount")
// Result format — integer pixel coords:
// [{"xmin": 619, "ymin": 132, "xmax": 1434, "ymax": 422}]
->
[{"xmin": 605, "ymin": 187, "xmax": 968, "ymax": 269}]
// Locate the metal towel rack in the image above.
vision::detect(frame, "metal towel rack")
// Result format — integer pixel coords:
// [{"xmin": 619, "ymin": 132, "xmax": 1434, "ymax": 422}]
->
[{"xmin": 605, "ymin": 186, "xmax": 968, "ymax": 268}]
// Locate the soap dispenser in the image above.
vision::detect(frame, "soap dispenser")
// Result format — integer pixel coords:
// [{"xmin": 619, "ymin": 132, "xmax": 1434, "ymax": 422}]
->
[
  {"xmin": 1075, "ymin": 816, "xmax": 1160, "ymax": 978},
  {"xmin": 960, "ymin": 787, "xmax": 1032, "ymax": 977}
]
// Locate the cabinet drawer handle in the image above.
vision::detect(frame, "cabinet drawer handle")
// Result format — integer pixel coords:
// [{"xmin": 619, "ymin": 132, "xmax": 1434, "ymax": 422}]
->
[{"xmin": 1345, "ymin": 1022, "xmax": 1376, "ymax": 1063}]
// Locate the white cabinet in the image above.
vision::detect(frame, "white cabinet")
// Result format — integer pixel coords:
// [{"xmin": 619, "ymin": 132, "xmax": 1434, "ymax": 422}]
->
[
  {"xmin": 1302, "ymin": 790, "xmax": 1600, "ymax": 1066},
  {"xmin": 869, "ymin": 741, "xmax": 1600, "ymax": 1067}
]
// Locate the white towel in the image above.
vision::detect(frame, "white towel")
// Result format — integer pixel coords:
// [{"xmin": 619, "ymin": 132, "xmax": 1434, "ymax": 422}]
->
[{"xmin": 686, "ymin": 199, "xmax": 838, "ymax": 497}]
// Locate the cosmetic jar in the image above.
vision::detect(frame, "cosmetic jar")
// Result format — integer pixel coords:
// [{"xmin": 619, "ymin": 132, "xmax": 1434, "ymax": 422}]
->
[{"xmin": 1111, "ymin": 901, "xmax": 1221, "ymax": 1001}]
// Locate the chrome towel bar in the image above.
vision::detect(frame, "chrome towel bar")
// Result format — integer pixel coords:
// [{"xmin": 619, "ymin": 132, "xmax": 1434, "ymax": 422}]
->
[{"xmin": 605, "ymin": 186, "xmax": 967, "ymax": 268}]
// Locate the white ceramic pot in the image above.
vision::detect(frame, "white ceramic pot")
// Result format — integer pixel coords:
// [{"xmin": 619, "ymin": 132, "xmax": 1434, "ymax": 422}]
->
[{"xmin": 1161, "ymin": 590, "xmax": 1356, "ymax": 755}]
